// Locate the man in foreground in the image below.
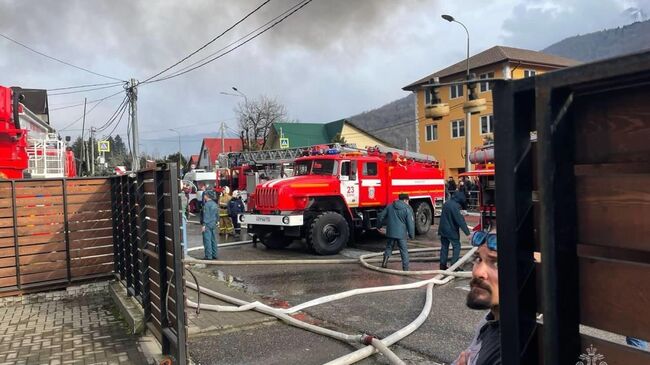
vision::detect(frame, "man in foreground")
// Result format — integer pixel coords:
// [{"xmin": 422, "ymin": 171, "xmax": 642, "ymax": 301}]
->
[
  {"xmin": 453, "ymin": 229, "xmax": 501, "ymax": 365},
  {"xmin": 377, "ymin": 193, "xmax": 415, "ymax": 271}
]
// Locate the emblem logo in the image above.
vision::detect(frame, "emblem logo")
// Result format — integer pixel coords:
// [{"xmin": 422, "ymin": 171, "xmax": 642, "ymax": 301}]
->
[
  {"xmin": 369, "ymin": 187, "xmax": 375, "ymax": 199},
  {"xmin": 576, "ymin": 344, "xmax": 607, "ymax": 365}
]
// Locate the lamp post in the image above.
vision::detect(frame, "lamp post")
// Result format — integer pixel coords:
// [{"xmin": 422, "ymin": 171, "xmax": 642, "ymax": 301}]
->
[
  {"xmin": 169, "ymin": 128, "xmax": 182, "ymax": 170},
  {"xmin": 442, "ymin": 14, "xmax": 472, "ymax": 172},
  {"xmin": 222, "ymin": 87, "xmax": 249, "ymax": 150}
]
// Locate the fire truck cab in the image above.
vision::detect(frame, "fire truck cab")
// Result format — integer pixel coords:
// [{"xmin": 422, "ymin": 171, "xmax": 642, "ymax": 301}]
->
[{"xmin": 240, "ymin": 146, "xmax": 445, "ymax": 255}]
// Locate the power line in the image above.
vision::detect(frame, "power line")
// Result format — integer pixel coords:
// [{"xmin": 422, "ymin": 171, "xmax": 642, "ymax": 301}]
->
[
  {"xmin": 0, "ymin": 32, "xmax": 125, "ymax": 82},
  {"xmin": 50, "ymin": 89, "xmax": 125, "ymax": 111},
  {"xmin": 143, "ymin": 0, "xmax": 313, "ymax": 85},
  {"xmin": 94, "ymin": 96, "xmax": 130, "ymax": 133},
  {"xmin": 141, "ymin": 0, "xmax": 271, "ymax": 83},
  {"xmin": 103, "ymin": 101, "xmax": 130, "ymax": 139},
  {"xmin": 47, "ymin": 81, "xmax": 125, "ymax": 92},
  {"xmin": 58, "ymin": 90, "xmax": 125, "ymax": 131},
  {"xmin": 160, "ymin": 0, "xmax": 310, "ymax": 79},
  {"xmin": 48, "ymin": 83, "xmax": 125, "ymax": 96}
]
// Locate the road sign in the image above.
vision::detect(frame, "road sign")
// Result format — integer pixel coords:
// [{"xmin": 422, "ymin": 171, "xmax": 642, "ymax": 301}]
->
[
  {"xmin": 280, "ymin": 138, "xmax": 289, "ymax": 149},
  {"xmin": 98, "ymin": 140, "xmax": 110, "ymax": 152}
]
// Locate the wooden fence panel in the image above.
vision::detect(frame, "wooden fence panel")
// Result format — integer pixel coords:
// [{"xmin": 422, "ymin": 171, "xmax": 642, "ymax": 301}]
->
[
  {"xmin": 66, "ymin": 179, "xmax": 114, "ymax": 281},
  {"xmin": 0, "ymin": 178, "xmax": 115, "ymax": 296}
]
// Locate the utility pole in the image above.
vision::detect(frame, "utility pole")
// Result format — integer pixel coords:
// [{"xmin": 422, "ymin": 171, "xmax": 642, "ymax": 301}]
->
[
  {"xmin": 220, "ymin": 121, "xmax": 225, "ymax": 155},
  {"xmin": 80, "ymin": 98, "xmax": 87, "ymax": 175},
  {"xmin": 90, "ymin": 127, "xmax": 96, "ymax": 176},
  {"xmin": 129, "ymin": 79, "xmax": 140, "ymax": 171}
]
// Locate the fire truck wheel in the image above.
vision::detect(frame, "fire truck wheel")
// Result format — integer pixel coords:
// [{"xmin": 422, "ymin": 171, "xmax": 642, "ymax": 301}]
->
[
  {"xmin": 413, "ymin": 201, "xmax": 433, "ymax": 235},
  {"xmin": 308, "ymin": 211, "xmax": 349, "ymax": 255},
  {"xmin": 259, "ymin": 230, "xmax": 292, "ymax": 249}
]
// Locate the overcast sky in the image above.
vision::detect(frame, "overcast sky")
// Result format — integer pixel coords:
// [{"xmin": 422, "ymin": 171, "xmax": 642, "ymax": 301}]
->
[{"xmin": 1, "ymin": 0, "xmax": 647, "ymax": 157}]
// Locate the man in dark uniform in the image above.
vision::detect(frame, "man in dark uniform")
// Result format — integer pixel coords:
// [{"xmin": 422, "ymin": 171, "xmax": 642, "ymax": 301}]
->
[{"xmin": 377, "ymin": 193, "xmax": 415, "ymax": 271}]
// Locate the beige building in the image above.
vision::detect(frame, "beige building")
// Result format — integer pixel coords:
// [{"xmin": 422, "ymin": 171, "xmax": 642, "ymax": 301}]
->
[{"xmin": 403, "ymin": 46, "xmax": 579, "ymax": 177}]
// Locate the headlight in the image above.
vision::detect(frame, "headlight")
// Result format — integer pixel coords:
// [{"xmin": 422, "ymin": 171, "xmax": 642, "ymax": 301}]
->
[
  {"xmin": 239, "ymin": 214, "xmax": 245, "ymax": 222},
  {"xmin": 282, "ymin": 216, "xmax": 290, "ymax": 224}
]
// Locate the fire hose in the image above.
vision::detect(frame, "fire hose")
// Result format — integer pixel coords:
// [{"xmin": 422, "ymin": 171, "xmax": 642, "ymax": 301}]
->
[{"xmin": 183, "ymin": 247, "xmax": 477, "ymax": 364}]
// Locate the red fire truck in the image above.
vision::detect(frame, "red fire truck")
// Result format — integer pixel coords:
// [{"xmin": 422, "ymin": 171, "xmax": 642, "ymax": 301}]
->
[
  {"xmin": 0, "ymin": 86, "xmax": 76, "ymax": 179},
  {"xmin": 459, "ymin": 144, "xmax": 496, "ymax": 232},
  {"xmin": 240, "ymin": 145, "xmax": 445, "ymax": 254}
]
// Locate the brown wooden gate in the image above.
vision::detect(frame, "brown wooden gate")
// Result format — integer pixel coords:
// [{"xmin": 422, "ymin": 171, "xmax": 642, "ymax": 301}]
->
[{"xmin": 0, "ymin": 178, "xmax": 114, "ymax": 294}]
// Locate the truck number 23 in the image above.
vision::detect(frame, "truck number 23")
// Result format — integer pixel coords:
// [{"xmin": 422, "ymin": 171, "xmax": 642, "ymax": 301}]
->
[{"xmin": 347, "ymin": 186, "xmax": 355, "ymax": 194}]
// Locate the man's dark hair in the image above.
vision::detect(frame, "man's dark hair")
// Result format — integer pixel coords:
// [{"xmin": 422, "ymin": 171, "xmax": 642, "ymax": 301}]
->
[{"xmin": 398, "ymin": 193, "xmax": 409, "ymax": 200}]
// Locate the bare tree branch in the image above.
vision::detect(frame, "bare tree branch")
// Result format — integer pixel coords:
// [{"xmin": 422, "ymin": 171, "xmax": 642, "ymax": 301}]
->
[{"xmin": 235, "ymin": 95, "xmax": 287, "ymax": 151}]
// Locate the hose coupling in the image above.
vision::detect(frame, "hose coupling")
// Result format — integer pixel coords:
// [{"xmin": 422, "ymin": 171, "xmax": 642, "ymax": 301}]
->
[{"xmin": 361, "ymin": 334, "xmax": 376, "ymax": 345}]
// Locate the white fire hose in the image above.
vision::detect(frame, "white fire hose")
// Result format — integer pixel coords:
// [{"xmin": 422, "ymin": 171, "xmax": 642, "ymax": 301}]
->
[{"xmin": 184, "ymin": 247, "xmax": 478, "ymax": 364}]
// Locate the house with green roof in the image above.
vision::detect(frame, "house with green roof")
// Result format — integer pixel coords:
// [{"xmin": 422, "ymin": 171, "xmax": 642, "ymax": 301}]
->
[{"xmin": 265, "ymin": 119, "xmax": 392, "ymax": 150}]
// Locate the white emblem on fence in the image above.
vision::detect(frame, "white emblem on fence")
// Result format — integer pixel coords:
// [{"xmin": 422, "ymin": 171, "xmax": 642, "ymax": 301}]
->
[{"xmin": 576, "ymin": 344, "xmax": 607, "ymax": 365}]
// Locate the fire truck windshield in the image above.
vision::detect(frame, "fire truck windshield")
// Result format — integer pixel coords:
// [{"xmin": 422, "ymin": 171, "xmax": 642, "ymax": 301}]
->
[{"xmin": 294, "ymin": 159, "xmax": 337, "ymax": 176}]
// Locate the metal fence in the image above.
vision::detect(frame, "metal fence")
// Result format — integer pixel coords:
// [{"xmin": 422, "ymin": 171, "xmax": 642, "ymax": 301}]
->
[
  {"xmin": 494, "ymin": 50, "xmax": 650, "ymax": 364},
  {"xmin": 111, "ymin": 163, "xmax": 187, "ymax": 364}
]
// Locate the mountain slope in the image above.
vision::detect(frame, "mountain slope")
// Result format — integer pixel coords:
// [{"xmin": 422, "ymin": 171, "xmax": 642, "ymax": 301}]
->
[
  {"xmin": 542, "ymin": 19, "xmax": 650, "ymax": 62},
  {"xmin": 347, "ymin": 93, "xmax": 414, "ymax": 149}
]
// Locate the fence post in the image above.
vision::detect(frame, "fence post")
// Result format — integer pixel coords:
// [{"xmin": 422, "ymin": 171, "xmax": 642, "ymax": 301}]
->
[
  {"xmin": 61, "ymin": 179, "xmax": 72, "ymax": 282},
  {"xmin": 168, "ymin": 162, "xmax": 187, "ymax": 364},
  {"xmin": 10, "ymin": 181, "xmax": 20, "ymax": 290}
]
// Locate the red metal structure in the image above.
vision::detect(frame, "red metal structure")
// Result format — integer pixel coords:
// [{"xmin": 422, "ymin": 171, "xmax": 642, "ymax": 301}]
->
[
  {"xmin": 0, "ymin": 86, "xmax": 76, "ymax": 179},
  {"xmin": 240, "ymin": 145, "xmax": 445, "ymax": 254},
  {"xmin": 460, "ymin": 144, "xmax": 496, "ymax": 232}
]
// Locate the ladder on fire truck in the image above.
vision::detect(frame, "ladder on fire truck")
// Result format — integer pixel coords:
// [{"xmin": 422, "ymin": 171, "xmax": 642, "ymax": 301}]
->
[
  {"xmin": 218, "ymin": 143, "xmax": 438, "ymax": 168},
  {"xmin": 20, "ymin": 102, "xmax": 68, "ymax": 178}
]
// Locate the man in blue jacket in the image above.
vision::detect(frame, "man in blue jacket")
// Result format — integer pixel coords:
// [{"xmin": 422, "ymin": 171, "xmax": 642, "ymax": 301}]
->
[
  {"xmin": 438, "ymin": 191, "xmax": 471, "ymax": 270},
  {"xmin": 377, "ymin": 193, "xmax": 415, "ymax": 271}
]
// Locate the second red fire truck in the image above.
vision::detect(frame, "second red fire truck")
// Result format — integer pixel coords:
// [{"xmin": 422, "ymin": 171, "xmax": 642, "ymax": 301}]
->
[{"xmin": 240, "ymin": 145, "xmax": 445, "ymax": 255}]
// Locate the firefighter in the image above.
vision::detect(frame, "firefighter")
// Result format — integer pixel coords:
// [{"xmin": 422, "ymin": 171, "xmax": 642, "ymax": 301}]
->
[
  {"xmin": 227, "ymin": 191, "xmax": 245, "ymax": 238},
  {"xmin": 201, "ymin": 190, "xmax": 219, "ymax": 260},
  {"xmin": 377, "ymin": 193, "xmax": 415, "ymax": 271},
  {"xmin": 438, "ymin": 191, "xmax": 471, "ymax": 270}
]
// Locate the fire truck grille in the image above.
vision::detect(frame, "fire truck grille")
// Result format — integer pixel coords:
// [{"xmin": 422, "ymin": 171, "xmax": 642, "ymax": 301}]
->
[{"xmin": 255, "ymin": 188, "xmax": 278, "ymax": 208}]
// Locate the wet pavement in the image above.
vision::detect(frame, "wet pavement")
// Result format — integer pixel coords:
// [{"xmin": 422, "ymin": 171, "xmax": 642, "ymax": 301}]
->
[{"xmin": 185, "ymin": 217, "xmax": 484, "ymax": 365}]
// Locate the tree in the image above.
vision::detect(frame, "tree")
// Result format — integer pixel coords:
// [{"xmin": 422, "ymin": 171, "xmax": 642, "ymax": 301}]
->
[
  {"xmin": 331, "ymin": 133, "xmax": 347, "ymax": 144},
  {"xmin": 235, "ymin": 95, "xmax": 287, "ymax": 151},
  {"xmin": 165, "ymin": 152, "xmax": 187, "ymax": 168}
]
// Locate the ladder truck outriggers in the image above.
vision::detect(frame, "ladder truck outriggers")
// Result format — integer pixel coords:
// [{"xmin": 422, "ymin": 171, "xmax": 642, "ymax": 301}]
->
[{"xmin": 239, "ymin": 144, "xmax": 446, "ymax": 255}]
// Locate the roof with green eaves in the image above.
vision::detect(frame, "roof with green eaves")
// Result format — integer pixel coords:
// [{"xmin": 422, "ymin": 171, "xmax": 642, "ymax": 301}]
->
[{"xmin": 272, "ymin": 120, "xmax": 345, "ymax": 147}]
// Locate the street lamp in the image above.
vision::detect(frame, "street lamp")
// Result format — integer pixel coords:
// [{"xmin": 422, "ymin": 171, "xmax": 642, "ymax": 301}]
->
[
  {"xmin": 442, "ymin": 14, "xmax": 472, "ymax": 172},
  {"xmin": 169, "ymin": 128, "xmax": 182, "ymax": 170},
  {"xmin": 231, "ymin": 86, "xmax": 248, "ymax": 104}
]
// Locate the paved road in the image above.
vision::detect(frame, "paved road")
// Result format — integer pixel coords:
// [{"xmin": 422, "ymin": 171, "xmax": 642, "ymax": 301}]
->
[{"xmin": 185, "ymin": 219, "xmax": 485, "ymax": 365}]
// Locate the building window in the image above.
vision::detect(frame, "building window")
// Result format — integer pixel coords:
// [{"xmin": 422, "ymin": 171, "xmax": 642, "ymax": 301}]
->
[
  {"xmin": 425, "ymin": 124, "xmax": 438, "ymax": 142},
  {"xmin": 425, "ymin": 89, "xmax": 433, "ymax": 105},
  {"xmin": 524, "ymin": 69, "xmax": 536, "ymax": 78},
  {"xmin": 451, "ymin": 120, "xmax": 465, "ymax": 139},
  {"xmin": 363, "ymin": 162, "xmax": 378, "ymax": 176},
  {"xmin": 450, "ymin": 82, "xmax": 464, "ymax": 99},
  {"xmin": 480, "ymin": 115, "xmax": 494, "ymax": 134},
  {"xmin": 479, "ymin": 72, "xmax": 495, "ymax": 92}
]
